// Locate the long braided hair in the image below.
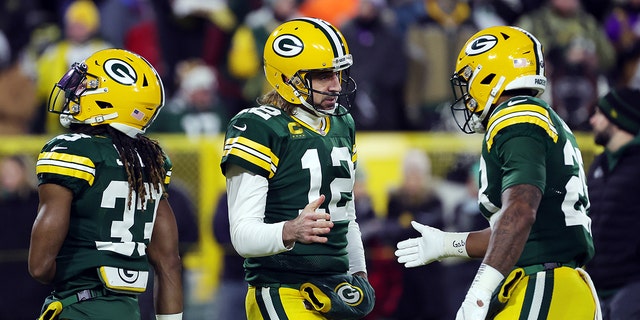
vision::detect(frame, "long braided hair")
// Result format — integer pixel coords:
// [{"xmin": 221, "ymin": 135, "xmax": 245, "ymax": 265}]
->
[{"xmin": 74, "ymin": 124, "xmax": 168, "ymax": 209}]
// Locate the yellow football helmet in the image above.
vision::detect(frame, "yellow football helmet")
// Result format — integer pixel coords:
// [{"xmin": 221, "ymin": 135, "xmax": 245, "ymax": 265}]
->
[
  {"xmin": 263, "ymin": 17, "xmax": 356, "ymax": 116},
  {"xmin": 450, "ymin": 26, "xmax": 547, "ymax": 133},
  {"xmin": 48, "ymin": 48, "xmax": 164, "ymax": 137}
]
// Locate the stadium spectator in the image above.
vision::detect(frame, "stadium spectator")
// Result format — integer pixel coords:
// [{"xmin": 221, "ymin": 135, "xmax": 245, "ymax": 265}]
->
[
  {"xmin": 586, "ymin": 88, "xmax": 640, "ymax": 320},
  {"xmin": 402, "ymin": 0, "xmax": 478, "ymax": 130},
  {"xmin": 385, "ymin": 148, "xmax": 448, "ymax": 319},
  {"xmin": 0, "ymin": 31, "xmax": 39, "ymax": 135},
  {"xmin": 226, "ymin": 0, "xmax": 301, "ymax": 114},
  {"xmin": 149, "ymin": 59, "xmax": 229, "ymax": 136},
  {"xmin": 0, "ymin": 155, "xmax": 52, "ymax": 320},
  {"xmin": 516, "ymin": 0, "xmax": 616, "ymax": 130},
  {"xmin": 603, "ymin": 0, "xmax": 640, "ymax": 53},
  {"xmin": 34, "ymin": 0, "xmax": 112, "ymax": 134},
  {"xmin": 341, "ymin": 0, "xmax": 408, "ymax": 131}
]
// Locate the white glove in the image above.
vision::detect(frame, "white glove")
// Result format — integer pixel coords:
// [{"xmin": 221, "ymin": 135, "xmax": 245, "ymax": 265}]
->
[
  {"xmin": 456, "ymin": 264, "xmax": 504, "ymax": 320},
  {"xmin": 395, "ymin": 221, "xmax": 469, "ymax": 268}
]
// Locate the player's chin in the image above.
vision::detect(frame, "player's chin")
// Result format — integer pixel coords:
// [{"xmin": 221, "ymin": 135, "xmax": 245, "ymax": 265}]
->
[{"xmin": 319, "ymin": 100, "xmax": 337, "ymax": 110}]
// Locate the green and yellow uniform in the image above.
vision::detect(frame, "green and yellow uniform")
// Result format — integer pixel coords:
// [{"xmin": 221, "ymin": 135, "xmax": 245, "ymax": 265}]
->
[
  {"xmin": 221, "ymin": 105, "xmax": 359, "ymax": 319},
  {"xmin": 36, "ymin": 132, "xmax": 171, "ymax": 319},
  {"xmin": 221, "ymin": 105, "xmax": 356, "ymax": 284},
  {"xmin": 479, "ymin": 96, "xmax": 597, "ymax": 319}
]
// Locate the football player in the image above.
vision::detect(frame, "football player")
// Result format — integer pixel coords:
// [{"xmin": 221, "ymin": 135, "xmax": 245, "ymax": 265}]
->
[
  {"xmin": 29, "ymin": 48, "xmax": 183, "ymax": 320},
  {"xmin": 395, "ymin": 26, "xmax": 601, "ymax": 320},
  {"xmin": 220, "ymin": 17, "xmax": 374, "ymax": 320}
]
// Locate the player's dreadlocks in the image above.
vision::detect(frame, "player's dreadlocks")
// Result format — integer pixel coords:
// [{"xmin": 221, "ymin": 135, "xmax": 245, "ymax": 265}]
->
[{"xmin": 74, "ymin": 124, "xmax": 168, "ymax": 209}]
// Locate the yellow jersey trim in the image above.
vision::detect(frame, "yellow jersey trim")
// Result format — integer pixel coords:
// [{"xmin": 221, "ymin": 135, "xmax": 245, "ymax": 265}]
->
[
  {"xmin": 36, "ymin": 151, "xmax": 96, "ymax": 185},
  {"xmin": 486, "ymin": 104, "xmax": 558, "ymax": 151},
  {"xmin": 223, "ymin": 136, "xmax": 279, "ymax": 178}
]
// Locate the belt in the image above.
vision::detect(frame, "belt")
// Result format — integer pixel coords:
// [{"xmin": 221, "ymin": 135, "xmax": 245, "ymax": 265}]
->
[
  {"xmin": 58, "ymin": 288, "xmax": 107, "ymax": 306},
  {"xmin": 38, "ymin": 289, "xmax": 107, "ymax": 320},
  {"xmin": 250, "ymin": 283, "xmax": 302, "ymax": 290},
  {"xmin": 521, "ymin": 262, "xmax": 578, "ymax": 275}
]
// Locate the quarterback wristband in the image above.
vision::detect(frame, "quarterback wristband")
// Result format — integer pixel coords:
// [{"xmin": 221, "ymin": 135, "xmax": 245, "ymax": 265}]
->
[
  {"xmin": 156, "ymin": 313, "xmax": 183, "ymax": 320},
  {"xmin": 442, "ymin": 232, "xmax": 470, "ymax": 258}
]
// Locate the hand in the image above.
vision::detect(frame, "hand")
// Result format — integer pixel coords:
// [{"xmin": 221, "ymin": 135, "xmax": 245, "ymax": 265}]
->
[
  {"xmin": 283, "ymin": 195, "xmax": 333, "ymax": 246},
  {"xmin": 395, "ymin": 221, "xmax": 445, "ymax": 268},
  {"xmin": 455, "ymin": 285, "xmax": 492, "ymax": 320}
]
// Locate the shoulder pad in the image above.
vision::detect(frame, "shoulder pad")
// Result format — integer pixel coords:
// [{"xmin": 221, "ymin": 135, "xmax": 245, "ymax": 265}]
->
[{"xmin": 486, "ymin": 97, "xmax": 558, "ymax": 151}]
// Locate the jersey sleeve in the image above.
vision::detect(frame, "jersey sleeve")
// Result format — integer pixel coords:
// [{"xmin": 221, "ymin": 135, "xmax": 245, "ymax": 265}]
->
[
  {"xmin": 220, "ymin": 106, "xmax": 284, "ymax": 179},
  {"xmin": 486, "ymin": 98, "xmax": 554, "ymax": 193},
  {"xmin": 485, "ymin": 98, "xmax": 559, "ymax": 152},
  {"xmin": 36, "ymin": 134, "xmax": 98, "ymax": 196},
  {"xmin": 497, "ymin": 135, "xmax": 547, "ymax": 193}
]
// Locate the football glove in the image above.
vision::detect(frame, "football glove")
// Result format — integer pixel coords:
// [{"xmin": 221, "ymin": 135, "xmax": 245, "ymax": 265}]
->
[
  {"xmin": 300, "ymin": 274, "xmax": 375, "ymax": 320},
  {"xmin": 456, "ymin": 263, "xmax": 504, "ymax": 320},
  {"xmin": 395, "ymin": 221, "xmax": 469, "ymax": 268}
]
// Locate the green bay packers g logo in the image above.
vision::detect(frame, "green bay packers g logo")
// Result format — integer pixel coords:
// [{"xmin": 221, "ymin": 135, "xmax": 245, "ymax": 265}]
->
[
  {"xmin": 104, "ymin": 59, "xmax": 137, "ymax": 85},
  {"xmin": 118, "ymin": 268, "xmax": 140, "ymax": 284},
  {"xmin": 335, "ymin": 282, "xmax": 364, "ymax": 306},
  {"xmin": 273, "ymin": 34, "xmax": 304, "ymax": 57},
  {"xmin": 465, "ymin": 35, "xmax": 498, "ymax": 56}
]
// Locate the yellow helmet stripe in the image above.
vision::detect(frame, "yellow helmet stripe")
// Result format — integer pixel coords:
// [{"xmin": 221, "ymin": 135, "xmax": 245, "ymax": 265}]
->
[
  {"xmin": 292, "ymin": 17, "xmax": 346, "ymax": 58},
  {"xmin": 511, "ymin": 26, "xmax": 544, "ymax": 77}
]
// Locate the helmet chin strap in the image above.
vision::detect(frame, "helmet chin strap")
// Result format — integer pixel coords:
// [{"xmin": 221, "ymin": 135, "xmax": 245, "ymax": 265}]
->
[
  {"xmin": 471, "ymin": 75, "xmax": 506, "ymax": 133},
  {"xmin": 59, "ymin": 112, "xmax": 119, "ymax": 128},
  {"xmin": 292, "ymin": 86, "xmax": 336, "ymax": 117}
]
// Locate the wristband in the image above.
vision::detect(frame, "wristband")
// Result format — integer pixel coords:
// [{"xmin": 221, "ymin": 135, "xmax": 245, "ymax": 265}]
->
[
  {"xmin": 470, "ymin": 263, "xmax": 504, "ymax": 293},
  {"xmin": 156, "ymin": 313, "xmax": 183, "ymax": 320},
  {"xmin": 442, "ymin": 232, "xmax": 470, "ymax": 258}
]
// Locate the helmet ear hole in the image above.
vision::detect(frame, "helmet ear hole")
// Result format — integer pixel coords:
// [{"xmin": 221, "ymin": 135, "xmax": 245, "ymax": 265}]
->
[
  {"xmin": 481, "ymin": 74, "xmax": 496, "ymax": 85},
  {"xmin": 96, "ymin": 101, "xmax": 113, "ymax": 109}
]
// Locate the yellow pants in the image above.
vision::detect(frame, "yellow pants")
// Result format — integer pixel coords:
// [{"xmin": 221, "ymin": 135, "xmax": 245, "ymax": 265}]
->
[
  {"xmin": 246, "ymin": 286, "xmax": 326, "ymax": 320},
  {"xmin": 494, "ymin": 266, "xmax": 598, "ymax": 320}
]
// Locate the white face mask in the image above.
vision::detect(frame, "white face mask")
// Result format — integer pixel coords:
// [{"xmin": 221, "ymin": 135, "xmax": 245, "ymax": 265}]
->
[{"xmin": 630, "ymin": 60, "xmax": 640, "ymax": 90}]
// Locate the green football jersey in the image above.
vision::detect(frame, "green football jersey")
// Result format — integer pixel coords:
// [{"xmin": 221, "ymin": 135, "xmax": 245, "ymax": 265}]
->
[
  {"xmin": 36, "ymin": 132, "xmax": 172, "ymax": 291},
  {"xmin": 479, "ymin": 96, "xmax": 594, "ymax": 268},
  {"xmin": 220, "ymin": 105, "xmax": 357, "ymax": 285}
]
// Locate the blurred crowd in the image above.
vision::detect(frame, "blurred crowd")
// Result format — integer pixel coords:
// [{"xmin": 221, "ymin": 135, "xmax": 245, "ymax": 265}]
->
[
  {"xmin": 1, "ymin": 0, "xmax": 639, "ymax": 136},
  {"xmin": 2, "ymin": 0, "xmax": 640, "ymax": 319}
]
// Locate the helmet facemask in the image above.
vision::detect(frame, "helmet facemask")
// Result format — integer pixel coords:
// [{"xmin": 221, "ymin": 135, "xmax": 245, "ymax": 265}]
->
[
  {"xmin": 450, "ymin": 65, "xmax": 488, "ymax": 134},
  {"xmin": 48, "ymin": 62, "xmax": 87, "ymax": 125},
  {"xmin": 291, "ymin": 67, "xmax": 357, "ymax": 117},
  {"xmin": 48, "ymin": 61, "xmax": 116, "ymax": 128}
]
